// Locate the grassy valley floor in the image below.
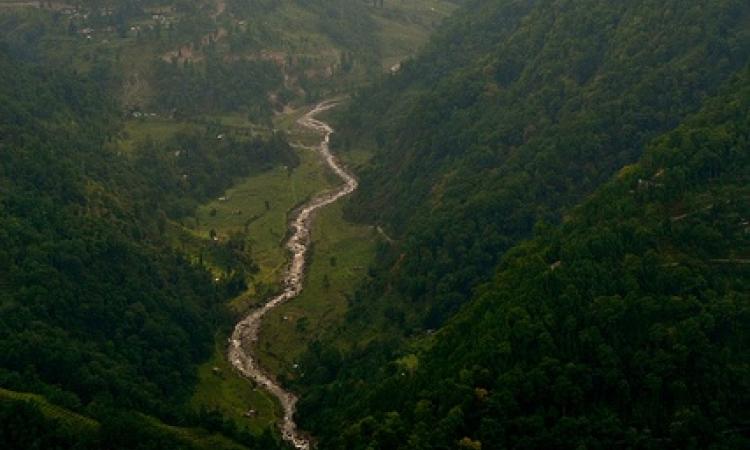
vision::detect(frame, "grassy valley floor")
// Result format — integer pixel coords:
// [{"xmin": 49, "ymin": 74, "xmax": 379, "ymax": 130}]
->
[{"xmin": 188, "ymin": 106, "xmax": 381, "ymax": 434}]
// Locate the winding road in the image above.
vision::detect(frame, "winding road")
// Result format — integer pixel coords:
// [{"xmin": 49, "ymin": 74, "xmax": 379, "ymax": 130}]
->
[{"xmin": 228, "ymin": 100, "xmax": 357, "ymax": 450}]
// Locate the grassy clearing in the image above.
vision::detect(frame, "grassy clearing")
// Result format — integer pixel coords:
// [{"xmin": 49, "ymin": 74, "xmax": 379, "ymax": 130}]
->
[
  {"xmin": 190, "ymin": 148, "xmax": 335, "ymax": 310},
  {"xmin": 118, "ymin": 118, "xmax": 200, "ymax": 153},
  {"xmin": 273, "ymin": 107, "xmax": 311, "ymax": 135},
  {"xmin": 117, "ymin": 111, "xmax": 269, "ymax": 156},
  {"xmin": 190, "ymin": 335, "xmax": 280, "ymax": 435},
  {"xmin": 256, "ymin": 197, "xmax": 380, "ymax": 378},
  {"xmin": 190, "ymin": 104, "xmax": 377, "ymax": 430},
  {"xmin": 255, "ymin": 143, "xmax": 378, "ymax": 378},
  {"xmin": 212, "ymin": 112, "xmax": 269, "ymax": 134},
  {"xmin": 190, "ymin": 109, "xmax": 338, "ymax": 432},
  {"xmin": 188, "ymin": 150, "xmax": 332, "ymax": 433}
]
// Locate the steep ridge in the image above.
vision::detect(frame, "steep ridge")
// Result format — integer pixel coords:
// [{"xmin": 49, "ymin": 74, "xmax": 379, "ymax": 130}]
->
[{"xmin": 398, "ymin": 67, "xmax": 750, "ymax": 449}]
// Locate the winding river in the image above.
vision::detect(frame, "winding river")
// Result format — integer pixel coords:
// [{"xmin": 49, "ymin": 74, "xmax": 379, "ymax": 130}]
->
[{"xmin": 228, "ymin": 100, "xmax": 357, "ymax": 450}]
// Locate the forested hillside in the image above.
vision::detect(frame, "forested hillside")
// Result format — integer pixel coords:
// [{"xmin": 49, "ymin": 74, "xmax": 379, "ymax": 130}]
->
[
  {"xmin": 0, "ymin": 45, "xmax": 287, "ymax": 449},
  {"xmin": 299, "ymin": 61, "xmax": 750, "ymax": 450},
  {"xmin": 290, "ymin": 0, "xmax": 750, "ymax": 448},
  {"xmin": 334, "ymin": 0, "xmax": 750, "ymax": 328},
  {"xmin": 0, "ymin": 0, "xmax": 455, "ymax": 113}
]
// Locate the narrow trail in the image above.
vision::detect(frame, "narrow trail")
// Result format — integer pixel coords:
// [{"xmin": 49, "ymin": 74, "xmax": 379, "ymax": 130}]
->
[{"xmin": 228, "ymin": 100, "xmax": 356, "ymax": 450}]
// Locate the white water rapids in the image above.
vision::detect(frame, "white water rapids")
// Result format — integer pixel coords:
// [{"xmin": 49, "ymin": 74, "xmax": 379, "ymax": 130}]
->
[{"xmin": 228, "ymin": 100, "xmax": 357, "ymax": 450}]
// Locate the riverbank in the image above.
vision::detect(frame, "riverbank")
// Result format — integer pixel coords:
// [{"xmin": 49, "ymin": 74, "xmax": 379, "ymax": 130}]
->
[{"xmin": 229, "ymin": 101, "xmax": 358, "ymax": 449}]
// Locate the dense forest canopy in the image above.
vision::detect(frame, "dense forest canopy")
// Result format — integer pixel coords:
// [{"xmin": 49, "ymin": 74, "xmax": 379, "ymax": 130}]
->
[
  {"xmin": 333, "ymin": 0, "xmax": 750, "ymax": 328},
  {"xmin": 290, "ymin": 0, "xmax": 750, "ymax": 448},
  {"xmin": 0, "ymin": 41, "xmax": 286, "ymax": 449},
  {"xmin": 298, "ymin": 65, "xmax": 750, "ymax": 449}
]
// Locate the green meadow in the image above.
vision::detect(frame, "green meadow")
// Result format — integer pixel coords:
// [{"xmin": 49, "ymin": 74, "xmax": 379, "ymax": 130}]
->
[{"xmin": 189, "ymin": 106, "xmax": 380, "ymax": 432}]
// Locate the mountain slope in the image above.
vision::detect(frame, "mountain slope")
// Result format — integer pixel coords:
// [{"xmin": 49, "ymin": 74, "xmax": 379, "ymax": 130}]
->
[
  {"xmin": 0, "ymin": 44, "xmax": 284, "ymax": 449},
  {"xmin": 301, "ymin": 63, "xmax": 750, "ymax": 450},
  {"xmin": 333, "ymin": 0, "xmax": 750, "ymax": 328},
  {"xmin": 290, "ymin": 1, "xmax": 750, "ymax": 448}
]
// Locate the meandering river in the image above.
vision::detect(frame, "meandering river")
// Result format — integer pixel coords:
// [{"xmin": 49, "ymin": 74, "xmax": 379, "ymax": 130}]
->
[{"xmin": 228, "ymin": 100, "xmax": 357, "ymax": 450}]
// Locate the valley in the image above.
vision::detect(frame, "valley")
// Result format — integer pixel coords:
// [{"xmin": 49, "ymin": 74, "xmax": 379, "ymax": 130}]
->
[
  {"xmin": 228, "ymin": 100, "xmax": 357, "ymax": 449},
  {"xmin": 0, "ymin": 1, "xmax": 748, "ymax": 450},
  {"xmin": 188, "ymin": 99, "xmax": 383, "ymax": 445},
  {"xmin": 0, "ymin": 0, "xmax": 455, "ymax": 447}
]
